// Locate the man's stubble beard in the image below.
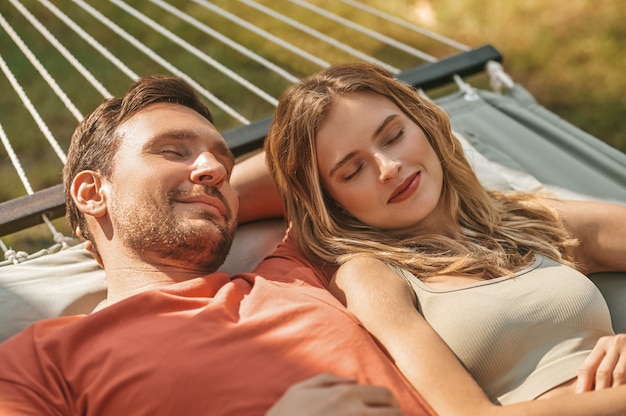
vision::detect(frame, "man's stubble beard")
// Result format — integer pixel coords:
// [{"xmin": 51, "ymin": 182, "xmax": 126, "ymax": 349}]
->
[{"xmin": 111, "ymin": 187, "xmax": 237, "ymax": 273}]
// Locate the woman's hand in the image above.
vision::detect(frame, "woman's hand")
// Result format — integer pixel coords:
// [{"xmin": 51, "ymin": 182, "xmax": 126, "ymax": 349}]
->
[
  {"xmin": 576, "ymin": 334, "xmax": 626, "ymax": 392},
  {"xmin": 266, "ymin": 373, "xmax": 404, "ymax": 416}
]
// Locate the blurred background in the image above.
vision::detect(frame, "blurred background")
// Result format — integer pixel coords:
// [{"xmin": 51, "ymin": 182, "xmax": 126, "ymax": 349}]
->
[
  {"xmin": 1, "ymin": 0, "xmax": 623, "ymax": 251},
  {"xmin": 393, "ymin": 0, "xmax": 625, "ymax": 153}
]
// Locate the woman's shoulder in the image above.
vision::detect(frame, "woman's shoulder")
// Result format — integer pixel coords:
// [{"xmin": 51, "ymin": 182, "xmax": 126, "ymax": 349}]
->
[
  {"xmin": 337, "ymin": 255, "xmax": 391, "ymax": 277},
  {"xmin": 333, "ymin": 256, "xmax": 411, "ymax": 296},
  {"xmin": 341, "ymin": 254, "xmax": 387, "ymax": 266}
]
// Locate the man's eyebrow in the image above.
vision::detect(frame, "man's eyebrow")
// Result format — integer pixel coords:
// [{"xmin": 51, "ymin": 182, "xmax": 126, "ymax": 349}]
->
[
  {"xmin": 328, "ymin": 114, "xmax": 399, "ymax": 177},
  {"xmin": 147, "ymin": 128, "xmax": 198, "ymax": 145}
]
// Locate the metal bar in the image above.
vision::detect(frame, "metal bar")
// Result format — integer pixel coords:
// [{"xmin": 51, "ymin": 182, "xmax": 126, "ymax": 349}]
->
[{"xmin": 397, "ymin": 44, "xmax": 501, "ymax": 90}]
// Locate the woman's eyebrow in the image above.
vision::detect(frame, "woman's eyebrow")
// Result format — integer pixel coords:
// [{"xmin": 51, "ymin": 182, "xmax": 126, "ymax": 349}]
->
[
  {"xmin": 374, "ymin": 114, "xmax": 399, "ymax": 137},
  {"xmin": 329, "ymin": 151, "xmax": 357, "ymax": 178},
  {"xmin": 328, "ymin": 114, "xmax": 399, "ymax": 178}
]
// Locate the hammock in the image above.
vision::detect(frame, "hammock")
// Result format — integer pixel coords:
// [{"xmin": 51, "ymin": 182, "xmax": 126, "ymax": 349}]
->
[
  {"xmin": 0, "ymin": 0, "xmax": 480, "ymax": 245},
  {"xmin": 0, "ymin": 1, "xmax": 624, "ymax": 341}
]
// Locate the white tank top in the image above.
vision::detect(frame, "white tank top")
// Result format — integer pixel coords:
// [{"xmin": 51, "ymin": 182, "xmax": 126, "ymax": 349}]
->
[{"xmin": 389, "ymin": 254, "xmax": 614, "ymax": 404}]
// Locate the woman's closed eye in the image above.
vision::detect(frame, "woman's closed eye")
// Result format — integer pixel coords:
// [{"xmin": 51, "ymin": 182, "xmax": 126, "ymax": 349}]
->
[
  {"xmin": 383, "ymin": 128, "xmax": 404, "ymax": 147},
  {"xmin": 342, "ymin": 162, "xmax": 364, "ymax": 182}
]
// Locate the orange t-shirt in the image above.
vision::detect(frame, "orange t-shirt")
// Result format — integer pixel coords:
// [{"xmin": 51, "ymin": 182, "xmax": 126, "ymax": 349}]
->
[
  {"xmin": 0, "ymin": 267, "xmax": 433, "ymax": 415},
  {"xmin": 252, "ymin": 233, "xmax": 432, "ymax": 415}
]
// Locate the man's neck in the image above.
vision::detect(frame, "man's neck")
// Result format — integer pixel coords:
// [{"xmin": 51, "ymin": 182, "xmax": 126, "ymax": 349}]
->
[{"xmin": 102, "ymin": 252, "xmax": 210, "ymax": 306}]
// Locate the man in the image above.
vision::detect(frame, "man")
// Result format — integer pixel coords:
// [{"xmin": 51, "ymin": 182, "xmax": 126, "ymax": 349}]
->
[{"xmin": 0, "ymin": 76, "xmax": 432, "ymax": 415}]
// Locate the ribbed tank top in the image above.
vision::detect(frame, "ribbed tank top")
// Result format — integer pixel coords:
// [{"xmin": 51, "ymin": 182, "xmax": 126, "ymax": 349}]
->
[{"xmin": 389, "ymin": 254, "xmax": 614, "ymax": 404}]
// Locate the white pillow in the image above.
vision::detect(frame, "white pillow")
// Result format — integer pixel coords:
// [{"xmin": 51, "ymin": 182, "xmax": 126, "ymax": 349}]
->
[{"xmin": 0, "ymin": 219, "xmax": 286, "ymax": 342}]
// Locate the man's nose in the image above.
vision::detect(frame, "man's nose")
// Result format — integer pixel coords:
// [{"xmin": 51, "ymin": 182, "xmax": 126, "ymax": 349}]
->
[{"xmin": 190, "ymin": 152, "xmax": 227, "ymax": 187}]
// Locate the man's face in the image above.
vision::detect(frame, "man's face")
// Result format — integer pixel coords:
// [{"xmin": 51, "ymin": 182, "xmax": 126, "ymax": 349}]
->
[{"xmin": 105, "ymin": 103, "xmax": 238, "ymax": 272}]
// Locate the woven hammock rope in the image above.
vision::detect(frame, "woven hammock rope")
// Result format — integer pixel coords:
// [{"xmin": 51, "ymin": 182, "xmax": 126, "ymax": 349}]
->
[{"xmin": 0, "ymin": 0, "xmax": 475, "ymax": 254}]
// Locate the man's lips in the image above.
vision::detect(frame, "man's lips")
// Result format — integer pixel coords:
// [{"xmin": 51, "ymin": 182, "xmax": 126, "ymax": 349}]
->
[
  {"xmin": 388, "ymin": 172, "xmax": 420, "ymax": 204},
  {"xmin": 177, "ymin": 195, "xmax": 227, "ymax": 216}
]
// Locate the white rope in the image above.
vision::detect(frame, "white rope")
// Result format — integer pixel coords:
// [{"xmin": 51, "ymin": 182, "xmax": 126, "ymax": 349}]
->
[
  {"xmin": 453, "ymin": 74, "xmax": 479, "ymax": 101},
  {"xmin": 0, "ymin": 12, "xmax": 83, "ymax": 122},
  {"xmin": 0, "ymin": 238, "xmax": 28, "ymax": 265},
  {"xmin": 151, "ymin": 0, "xmax": 300, "ymax": 85},
  {"xmin": 112, "ymin": 0, "xmax": 278, "ymax": 107},
  {"xmin": 192, "ymin": 0, "xmax": 330, "ymax": 69},
  {"xmin": 0, "ymin": 227, "xmax": 68, "ymax": 264},
  {"xmin": 0, "ymin": 50, "xmax": 67, "ymax": 165},
  {"xmin": 0, "ymin": 118, "xmax": 35, "ymax": 195},
  {"xmin": 7, "ymin": 3, "xmax": 104, "ymax": 250},
  {"xmin": 44, "ymin": 216, "xmax": 72, "ymax": 249},
  {"xmin": 341, "ymin": 0, "xmax": 470, "ymax": 52},
  {"xmin": 486, "ymin": 60, "xmax": 515, "ymax": 93},
  {"xmin": 9, "ymin": 0, "xmax": 112, "ymax": 100},
  {"xmin": 290, "ymin": 0, "xmax": 437, "ymax": 63},
  {"xmin": 0, "ymin": 120, "xmax": 68, "ymax": 258},
  {"xmin": 40, "ymin": 0, "xmax": 139, "ymax": 84},
  {"xmin": 2, "ymin": 0, "xmax": 132, "ymax": 250},
  {"xmin": 0, "ymin": 1, "xmax": 486, "ymax": 254},
  {"xmin": 72, "ymin": 0, "xmax": 249, "ymax": 124},
  {"xmin": 238, "ymin": 0, "xmax": 399, "ymax": 74}
]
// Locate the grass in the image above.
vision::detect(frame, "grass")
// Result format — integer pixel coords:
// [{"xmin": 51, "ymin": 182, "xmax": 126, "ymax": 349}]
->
[
  {"xmin": 0, "ymin": 0, "xmax": 623, "ymax": 252},
  {"xmin": 423, "ymin": 0, "xmax": 626, "ymax": 152}
]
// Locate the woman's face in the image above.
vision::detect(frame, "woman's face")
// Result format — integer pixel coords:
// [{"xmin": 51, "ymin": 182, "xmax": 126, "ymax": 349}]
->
[{"xmin": 315, "ymin": 92, "xmax": 445, "ymax": 232}]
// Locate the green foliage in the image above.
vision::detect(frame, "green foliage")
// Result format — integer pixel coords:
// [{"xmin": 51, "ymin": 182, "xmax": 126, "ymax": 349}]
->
[
  {"xmin": 1, "ymin": 0, "xmax": 623, "ymax": 252},
  {"xmin": 424, "ymin": 0, "xmax": 625, "ymax": 151}
]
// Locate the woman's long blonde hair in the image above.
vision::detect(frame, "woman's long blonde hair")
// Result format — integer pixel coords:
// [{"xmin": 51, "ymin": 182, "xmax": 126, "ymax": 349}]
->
[{"xmin": 265, "ymin": 62, "xmax": 577, "ymax": 280}]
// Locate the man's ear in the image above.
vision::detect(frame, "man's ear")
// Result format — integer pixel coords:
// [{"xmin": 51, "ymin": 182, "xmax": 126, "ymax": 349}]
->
[{"xmin": 71, "ymin": 171, "xmax": 109, "ymax": 218}]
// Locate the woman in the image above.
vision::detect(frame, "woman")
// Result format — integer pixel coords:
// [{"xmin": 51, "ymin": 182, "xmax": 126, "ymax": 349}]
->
[{"xmin": 262, "ymin": 61, "xmax": 626, "ymax": 414}]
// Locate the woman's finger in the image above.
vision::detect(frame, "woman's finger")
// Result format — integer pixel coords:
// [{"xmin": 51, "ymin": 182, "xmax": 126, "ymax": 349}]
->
[
  {"xmin": 576, "ymin": 346, "xmax": 605, "ymax": 392},
  {"xmin": 594, "ymin": 349, "xmax": 619, "ymax": 390}
]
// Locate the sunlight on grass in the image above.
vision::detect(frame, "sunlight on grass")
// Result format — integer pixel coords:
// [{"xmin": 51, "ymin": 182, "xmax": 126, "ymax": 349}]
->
[{"xmin": 383, "ymin": 0, "xmax": 625, "ymax": 151}]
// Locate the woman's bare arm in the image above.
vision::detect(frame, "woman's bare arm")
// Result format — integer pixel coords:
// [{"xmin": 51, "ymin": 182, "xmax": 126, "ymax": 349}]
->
[
  {"xmin": 330, "ymin": 257, "xmax": 495, "ymax": 415},
  {"xmin": 330, "ymin": 256, "xmax": 626, "ymax": 416},
  {"xmin": 543, "ymin": 199, "xmax": 626, "ymax": 393},
  {"xmin": 545, "ymin": 198, "xmax": 626, "ymax": 274}
]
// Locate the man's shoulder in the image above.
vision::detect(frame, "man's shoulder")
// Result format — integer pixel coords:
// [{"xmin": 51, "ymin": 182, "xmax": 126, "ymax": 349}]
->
[
  {"xmin": 250, "ymin": 234, "xmax": 337, "ymax": 288},
  {"xmin": 0, "ymin": 314, "xmax": 85, "ymax": 353}
]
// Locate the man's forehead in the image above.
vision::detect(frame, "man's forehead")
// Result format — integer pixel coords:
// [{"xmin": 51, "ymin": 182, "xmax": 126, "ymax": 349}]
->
[
  {"xmin": 114, "ymin": 102, "xmax": 233, "ymax": 162},
  {"xmin": 120, "ymin": 102, "xmax": 212, "ymax": 127},
  {"xmin": 117, "ymin": 103, "xmax": 221, "ymax": 142}
]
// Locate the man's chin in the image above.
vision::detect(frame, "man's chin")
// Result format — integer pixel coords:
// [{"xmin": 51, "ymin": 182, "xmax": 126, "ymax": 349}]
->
[
  {"xmin": 149, "ymin": 233, "xmax": 232, "ymax": 272},
  {"xmin": 181, "ymin": 215, "xmax": 231, "ymax": 233}
]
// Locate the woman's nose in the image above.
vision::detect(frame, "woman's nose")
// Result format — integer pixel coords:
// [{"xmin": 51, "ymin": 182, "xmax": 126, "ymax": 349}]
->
[
  {"xmin": 190, "ymin": 152, "xmax": 227, "ymax": 187},
  {"xmin": 375, "ymin": 153, "xmax": 401, "ymax": 183}
]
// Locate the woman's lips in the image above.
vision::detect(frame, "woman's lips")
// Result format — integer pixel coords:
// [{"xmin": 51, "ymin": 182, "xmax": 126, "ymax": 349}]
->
[{"xmin": 388, "ymin": 172, "xmax": 420, "ymax": 204}]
